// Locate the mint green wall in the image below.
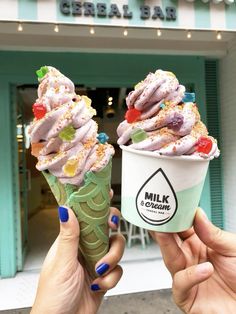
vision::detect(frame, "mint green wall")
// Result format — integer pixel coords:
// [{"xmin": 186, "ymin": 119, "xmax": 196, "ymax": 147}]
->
[{"xmin": 0, "ymin": 51, "xmax": 211, "ymax": 277}]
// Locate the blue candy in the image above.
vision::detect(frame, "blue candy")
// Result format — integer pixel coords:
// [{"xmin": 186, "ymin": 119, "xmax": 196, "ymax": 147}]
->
[
  {"xmin": 182, "ymin": 92, "xmax": 195, "ymax": 103},
  {"xmin": 97, "ymin": 132, "xmax": 109, "ymax": 144},
  {"xmin": 160, "ymin": 103, "xmax": 166, "ymax": 109}
]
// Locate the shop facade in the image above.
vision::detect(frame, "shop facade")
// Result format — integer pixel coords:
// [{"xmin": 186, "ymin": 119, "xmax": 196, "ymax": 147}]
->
[{"xmin": 0, "ymin": 0, "xmax": 235, "ymax": 278}]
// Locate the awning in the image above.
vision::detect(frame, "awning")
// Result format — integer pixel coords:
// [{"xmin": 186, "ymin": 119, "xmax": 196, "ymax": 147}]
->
[{"xmin": 0, "ymin": 0, "xmax": 236, "ymax": 32}]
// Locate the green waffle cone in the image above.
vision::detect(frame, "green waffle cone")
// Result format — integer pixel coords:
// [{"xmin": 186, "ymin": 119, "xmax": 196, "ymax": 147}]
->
[{"xmin": 42, "ymin": 159, "xmax": 112, "ymax": 278}]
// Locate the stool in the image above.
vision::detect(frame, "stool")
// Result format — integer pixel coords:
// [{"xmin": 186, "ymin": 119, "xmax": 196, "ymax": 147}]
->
[{"xmin": 127, "ymin": 223, "xmax": 150, "ymax": 249}]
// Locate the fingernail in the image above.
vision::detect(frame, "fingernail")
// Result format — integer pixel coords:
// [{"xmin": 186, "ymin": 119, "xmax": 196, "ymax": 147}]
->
[
  {"xmin": 199, "ymin": 208, "xmax": 208, "ymax": 220},
  {"xmin": 111, "ymin": 215, "xmax": 119, "ymax": 226},
  {"xmin": 96, "ymin": 263, "xmax": 110, "ymax": 276},
  {"xmin": 196, "ymin": 262, "xmax": 212, "ymax": 275},
  {"xmin": 91, "ymin": 284, "xmax": 100, "ymax": 291},
  {"xmin": 58, "ymin": 206, "xmax": 69, "ymax": 222}
]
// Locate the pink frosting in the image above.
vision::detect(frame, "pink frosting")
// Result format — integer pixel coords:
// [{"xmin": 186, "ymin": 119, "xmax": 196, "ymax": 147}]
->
[{"xmin": 29, "ymin": 66, "xmax": 114, "ymax": 186}]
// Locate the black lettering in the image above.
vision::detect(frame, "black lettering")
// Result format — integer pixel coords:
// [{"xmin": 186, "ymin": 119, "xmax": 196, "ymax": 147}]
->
[
  {"xmin": 145, "ymin": 192, "xmax": 153, "ymax": 201},
  {"xmin": 60, "ymin": 0, "xmax": 70, "ymax": 15},
  {"xmin": 123, "ymin": 5, "xmax": 132, "ymax": 19},
  {"xmin": 84, "ymin": 2, "xmax": 95, "ymax": 17},
  {"xmin": 162, "ymin": 195, "xmax": 169, "ymax": 203},
  {"xmin": 109, "ymin": 4, "xmax": 121, "ymax": 18},
  {"xmin": 152, "ymin": 6, "xmax": 164, "ymax": 20},
  {"xmin": 72, "ymin": 1, "xmax": 82, "ymax": 16},
  {"xmin": 97, "ymin": 3, "xmax": 107, "ymax": 17},
  {"xmin": 145, "ymin": 202, "xmax": 151, "ymax": 207},
  {"xmin": 140, "ymin": 5, "xmax": 150, "ymax": 20},
  {"xmin": 166, "ymin": 7, "xmax": 176, "ymax": 20}
]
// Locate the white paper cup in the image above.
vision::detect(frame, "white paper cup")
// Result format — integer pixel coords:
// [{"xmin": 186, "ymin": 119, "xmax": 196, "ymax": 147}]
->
[{"xmin": 120, "ymin": 145, "xmax": 210, "ymax": 232}]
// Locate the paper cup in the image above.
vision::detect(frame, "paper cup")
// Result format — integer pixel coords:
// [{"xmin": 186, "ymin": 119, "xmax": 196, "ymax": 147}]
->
[{"xmin": 120, "ymin": 146, "xmax": 210, "ymax": 233}]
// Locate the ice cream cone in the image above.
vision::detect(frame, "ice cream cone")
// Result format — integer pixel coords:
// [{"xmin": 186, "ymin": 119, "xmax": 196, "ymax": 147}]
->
[{"xmin": 43, "ymin": 159, "xmax": 112, "ymax": 278}]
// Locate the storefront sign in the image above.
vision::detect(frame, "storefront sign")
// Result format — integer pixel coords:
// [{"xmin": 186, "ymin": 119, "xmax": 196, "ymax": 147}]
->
[
  {"xmin": 185, "ymin": 0, "xmax": 234, "ymax": 4},
  {"xmin": 60, "ymin": 1, "xmax": 176, "ymax": 21}
]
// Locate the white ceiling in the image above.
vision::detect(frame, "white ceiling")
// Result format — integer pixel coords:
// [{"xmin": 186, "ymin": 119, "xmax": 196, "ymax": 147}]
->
[{"xmin": 0, "ymin": 22, "xmax": 235, "ymax": 57}]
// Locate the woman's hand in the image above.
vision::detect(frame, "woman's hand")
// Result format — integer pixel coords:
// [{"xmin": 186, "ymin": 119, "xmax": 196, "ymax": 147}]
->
[
  {"xmin": 151, "ymin": 208, "xmax": 236, "ymax": 314},
  {"xmin": 31, "ymin": 206, "xmax": 125, "ymax": 314}
]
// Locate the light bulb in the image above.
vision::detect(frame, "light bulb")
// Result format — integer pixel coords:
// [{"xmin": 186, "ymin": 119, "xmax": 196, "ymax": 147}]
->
[
  {"xmin": 157, "ymin": 29, "xmax": 162, "ymax": 37},
  {"xmin": 123, "ymin": 29, "xmax": 128, "ymax": 36},
  {"xmin": 108, "ymin": 97, "xmax": 113, "ymax": 101},
  {"xmin": 18, "ymin": 23, "xmax": 23, "ymax": 32},
  {"xmin": 108, "ymin": 101, "xmax": 113, "ymax": 106},
  {"xmin": 187, "ymin": 31, "xmax": 192, "ymax": 39},
  {"xmin": 217, "ymin": 31, "xmax": 222, "ymax": 40},
  {"xmin": 54, "ymin": 24, "xmax": 59, "ymax": 33},
  {"xmin": 90, "ymin": 27, "xmax": 95, "ymax": 35}
]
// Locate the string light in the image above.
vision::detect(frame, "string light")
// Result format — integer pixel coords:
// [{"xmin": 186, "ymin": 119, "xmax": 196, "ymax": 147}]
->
[
  {"xmin": 187, "ymin": 30, "xmax": 192, "ymax": 39},
  {"xmin": 18, "ymin": 22, "xmax": 23, "ymax": 32},
  {"xmin": 123, "ymin": 28, "xmax": 128, "ymax": 36},
  {"xmin": 217, "ymin": 31, "xmax": 222, "ymax": 40},
  {"xmin": 54, "ymin": 24, "xmax": 59, "ymax": 33},
  {"xmin": 90, "ymin": 27, "xmax": 95, "ymax": 35},
  {"xmin": 108, "ymin": 97, "xmax": 113, "ymax": 101},
  {"xmin": 108, "ymin": 101, "xmax": 113, "ymax": 106},
  {"xmin": 157, "ymin": 29, "xmax": 162, "ymax": 37}
]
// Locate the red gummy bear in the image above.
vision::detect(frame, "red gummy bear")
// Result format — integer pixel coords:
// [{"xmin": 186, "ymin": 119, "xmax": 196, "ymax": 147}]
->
[
  {"xmin": 33, "ymin": 103, "xmax": 47, "ymax": 120},
  {"xmin": 125, "ymin": 108, "xmax": 141, "ymax": 123},
  {"xmin": 196, "ymin": 137, "xmax": 213, "ymax": 154}
]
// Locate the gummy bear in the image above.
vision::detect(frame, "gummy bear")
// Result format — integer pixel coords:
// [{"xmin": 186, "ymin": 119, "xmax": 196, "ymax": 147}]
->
[
  {"xmin": 196, "ymin": 137, "xmax": 213, "ymax": 154},
  {"xmin": 63, "ymin": 159, "xmax": 78, "ymax": 177},
  {"xmin": 131, "ymin": 128, "xmax": 147, "ymax": 143},
  {"xmin": 36, "ymin": 66, "xmax": 48, "ymax": 79},
  {"xmin": 59, "ymin": 125, "xmax": 76, "ymax": 141},
  {"xmin": 32, "ymin": 103, "xmax": 47, "ymax": 120},
  {"xmin": 97, "ymin": 132, "xmax": 109, "ymax": 144},
  {"xmin": 125, "ymin": 108, "xmax": 141, "ymax": 123}
]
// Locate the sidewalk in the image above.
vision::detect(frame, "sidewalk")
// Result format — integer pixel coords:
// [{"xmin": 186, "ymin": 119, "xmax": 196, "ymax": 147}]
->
[{"xmin": 0, "ymin": 289, "xmax": 181, "ymax": 314}]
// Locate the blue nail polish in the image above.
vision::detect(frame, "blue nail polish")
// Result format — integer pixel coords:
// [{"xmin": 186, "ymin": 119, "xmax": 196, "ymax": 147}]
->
[
  {"xmin": 96, "ymin": 263, "xmax": 110, "ymax": 276},
  {"xmin": 58, "ymin": 206, "xmax": 69, "ymax": 222},
  {"xmin": 111, "ymin": 215, "xmax": 119, "ymax": 226},
  {"xmin": 91, "ymin": 284, "xmax": 100, "ymax": 291}
]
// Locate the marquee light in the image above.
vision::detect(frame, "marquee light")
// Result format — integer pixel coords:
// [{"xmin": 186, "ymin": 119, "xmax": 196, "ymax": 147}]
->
[
  {"xmin": 157, "ymin": 29, "xmax": 162, "ymax": 37},
  {"xmin": 217, "ymin": 31, "xmax": 222, "ymax": 40},
  {"xmin": 18, "ymin": 22, "xmax": 23, "ymax": 32},
  {"xmin": 90, "ymin": 27, "xmax": 95, "ymax": 34},
  {"xmin": 123, "ymin": 28, "xmax": 128, "ymax": 36},
  {"xmin": 54, "ymin": 24, "xmax": 59, "ymax": 32},
  {"xmin": 187, "ymin": 30, "xmax": 192, "ymax": 39}
]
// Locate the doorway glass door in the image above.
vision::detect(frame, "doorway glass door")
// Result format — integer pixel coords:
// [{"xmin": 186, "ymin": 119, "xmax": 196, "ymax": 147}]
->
[{"xmin": 17, "ymin": 88, "xmax": 29, "ymax": 268}]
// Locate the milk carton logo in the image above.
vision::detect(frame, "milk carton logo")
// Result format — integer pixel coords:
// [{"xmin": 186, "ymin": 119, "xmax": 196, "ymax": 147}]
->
[{"xmin": 136, "ymin": 168, "xmax": 178, "ymax": 225}]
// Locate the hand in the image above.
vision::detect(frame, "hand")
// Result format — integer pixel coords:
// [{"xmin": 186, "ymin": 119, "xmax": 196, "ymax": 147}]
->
[
  {"xmin": 150, "ymin": 208, "xmax": 236, "ymax": 314},
  {"xmin": 31, "ymin": 206, "xmax": 125, "ymax": 314}
]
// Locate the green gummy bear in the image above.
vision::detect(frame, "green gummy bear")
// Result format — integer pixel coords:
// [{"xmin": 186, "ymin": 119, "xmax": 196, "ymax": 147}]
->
[
  {"xmin": 131, "ymin": 128, "xmax": 148, "ymax": 143},
  {"xmin": 36, "ymin": 66, "xmax": 49, "ymax": 79},
  {"xmin": 59, "ymin": 125, "xmax": 76, "ymax": 141}
]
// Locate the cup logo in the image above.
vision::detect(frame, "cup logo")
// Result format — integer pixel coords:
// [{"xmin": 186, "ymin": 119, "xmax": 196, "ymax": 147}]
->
[{"xmin": 136, "ymin": 168, "xmax": 178, "ymax": 225}]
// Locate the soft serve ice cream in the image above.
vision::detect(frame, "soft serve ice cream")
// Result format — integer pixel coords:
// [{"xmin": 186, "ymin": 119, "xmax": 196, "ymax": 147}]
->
[
  {"xmin": 29, "ymin": 66, "xmax": 114, "ymax": 186},
  {"xmin": 29, "ymin": 66, "xmax": 114, "ymax": 277},
  {"xmin": 117, "ymin": 70, "xmax": 219, "ymax": 159},
  {"xmin": 117, "ymin": 69, "xmax": 219, "ymax": 232}
]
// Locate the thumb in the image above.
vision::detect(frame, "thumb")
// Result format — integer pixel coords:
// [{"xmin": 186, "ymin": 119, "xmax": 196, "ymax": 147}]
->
[
  {"xmin": 57, "ymin": 206, "xmax": 80, "ymax": 261},
  {"xmin": 194, "ymin": 208, "xmax": 236, "ymax": 255},
  {"xmin": 173, "ymin": 262, "xmax": 214, "ymax": 307}
]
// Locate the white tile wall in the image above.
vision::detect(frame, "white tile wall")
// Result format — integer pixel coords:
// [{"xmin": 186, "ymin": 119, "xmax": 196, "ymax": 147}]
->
[{"xmin": 219, "ymin": 38, "xmax": 236, "ymax": 232}]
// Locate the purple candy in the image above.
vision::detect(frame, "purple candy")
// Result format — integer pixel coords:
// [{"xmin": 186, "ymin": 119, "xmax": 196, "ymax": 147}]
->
[{"xmin": 167, "ymin": 112, "xmax": 184, "ymax": 131}]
